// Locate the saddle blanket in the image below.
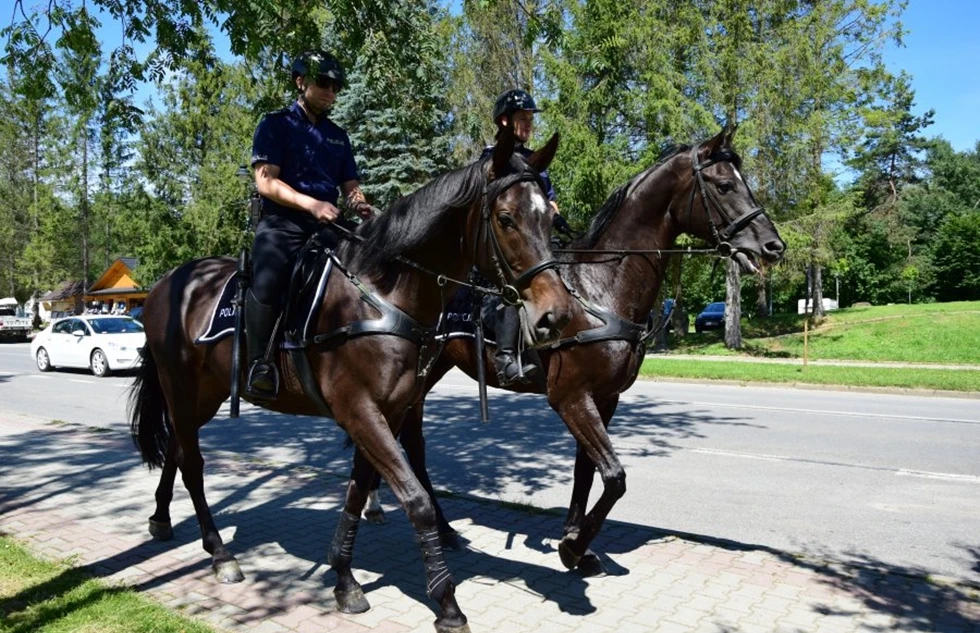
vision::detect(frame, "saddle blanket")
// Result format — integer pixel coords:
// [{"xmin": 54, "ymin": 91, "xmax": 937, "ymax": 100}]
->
[
  {"xmin": 196, "ymin": 273, "xmax": 240, "ymax": 344},
  {"xmin": 195, "ymin": 254, "xmax": 336, "ymax": 346}
]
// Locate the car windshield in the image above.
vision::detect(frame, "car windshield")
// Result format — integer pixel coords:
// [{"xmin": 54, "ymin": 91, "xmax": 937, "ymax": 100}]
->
[
  {"xmin": 706, "ymin": 302, "xmax": 725, "ymax": 313},
  {"xmin": 87, "ymin": 318, "xmax": 144, "ymax": 334}
]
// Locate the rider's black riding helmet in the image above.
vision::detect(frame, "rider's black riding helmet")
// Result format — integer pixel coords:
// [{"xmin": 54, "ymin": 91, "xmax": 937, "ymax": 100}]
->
[
  {"xmin": 291, "ymin": 50, "xmax": 345, "ymax": 90},
  {"xmin": 492, "ymin": 89, "xmax": 542, "ymax": 124}
]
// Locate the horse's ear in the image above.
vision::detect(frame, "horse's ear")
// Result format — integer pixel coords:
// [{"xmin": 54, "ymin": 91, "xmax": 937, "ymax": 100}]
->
[
  {"xmin": 526, "ymin": 132, "xmax": 560, "ymax": 173},
  {"xmin": 704, "ymin": 124, "xmax": 732, "ymax": 155},
  {"xmin": 723, "ymin": 122, "xmax": 738, "ymax": 146},
  {"xmin": 490, "ymin": 126, "xmax": 516, "ymax": 180}
]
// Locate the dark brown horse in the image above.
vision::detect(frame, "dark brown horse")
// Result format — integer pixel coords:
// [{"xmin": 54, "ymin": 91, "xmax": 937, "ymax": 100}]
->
[
  {"xmin": 128, "ymin": 131, "xmax": 573, "ymax": 633},
  {"xmin": 362, "ymin": 126, "xmax": 786, "ymax": 575}
]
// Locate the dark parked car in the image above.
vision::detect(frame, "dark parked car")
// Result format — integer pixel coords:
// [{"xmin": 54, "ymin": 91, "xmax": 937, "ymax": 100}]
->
[{"xmin": 695, "ymin": 301, "xmax": 726, "ymax": 333}]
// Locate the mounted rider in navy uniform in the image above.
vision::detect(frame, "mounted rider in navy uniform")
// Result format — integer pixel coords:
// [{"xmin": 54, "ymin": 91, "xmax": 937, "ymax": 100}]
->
[
  {"xmin": 246, "ymin": 49, "xmax": 376, "ymax": 401},
  {"xmin": 482, "ymin": 89, "xmax": 574, "ymax": 386}
]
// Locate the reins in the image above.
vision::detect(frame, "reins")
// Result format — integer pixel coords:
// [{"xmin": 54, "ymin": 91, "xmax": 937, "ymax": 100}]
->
[{"xmin": 330, "ymin": 163, "xmax": 556, "ymax": 306}]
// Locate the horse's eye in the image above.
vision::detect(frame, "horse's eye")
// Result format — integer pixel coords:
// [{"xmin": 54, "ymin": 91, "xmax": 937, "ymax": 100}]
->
[
  {"xmin": 718, "ymin": 181, "xmax": 735, "ymax": 194},
  {"xmin": 497, "ymin": 213, "xmax": 517, "ymax": 229}
]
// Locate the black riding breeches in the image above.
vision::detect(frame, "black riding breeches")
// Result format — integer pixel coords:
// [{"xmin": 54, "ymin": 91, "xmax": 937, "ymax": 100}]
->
[{"xmin": 251, "ymin": 213, "xmax": 337, "ymax": 307}]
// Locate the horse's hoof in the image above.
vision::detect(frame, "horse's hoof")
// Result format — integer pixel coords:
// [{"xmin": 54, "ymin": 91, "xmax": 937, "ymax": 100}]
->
[
  {"xmin": 148, "ymin": 518, "xmax": 174, "ymax": 541},
  {"xmin": 335, "ymin": 585, "xmax": 370, "ymax": 614},
  {"xmin": 558, "ymin": 537, "xmax": 582, "ymax": 570},
  {"xmin": 213, "ymin": 559, "xmax": 245, "ymax": 583},
  {"xmin": 364, "ymin": 509, "xmax": 387, "ymax": 525},
  {"xmin": 576, "ymin": 551, "xmax": 606, "ymax": 577},
  {"xmin": 440, "ymin": 530, "xmax": 462, "ymax": 551},
  {"xmin": 434, "ymin": 616, "xmax": 470, "ymax": 633}
]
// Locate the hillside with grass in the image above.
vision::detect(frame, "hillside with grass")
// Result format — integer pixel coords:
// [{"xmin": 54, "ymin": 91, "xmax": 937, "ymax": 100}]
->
[{"xmin": 668, "ymin": 301, "xmax": 980, "ymax": 365}]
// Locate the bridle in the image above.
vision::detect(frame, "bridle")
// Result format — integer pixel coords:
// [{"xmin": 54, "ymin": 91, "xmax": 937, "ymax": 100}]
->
[
  {"xmin": 475, "ymin": 161, "xmax": 559, "ymax": 306},
  {"xmin": 689, "ymin": 144, "xmax": 766, "ymax": 257}
]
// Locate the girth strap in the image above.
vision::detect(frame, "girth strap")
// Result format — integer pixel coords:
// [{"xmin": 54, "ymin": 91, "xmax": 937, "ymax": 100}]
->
[{"xmin": 543, "ymin": 286, "xmax": 654, "ymax": 351}]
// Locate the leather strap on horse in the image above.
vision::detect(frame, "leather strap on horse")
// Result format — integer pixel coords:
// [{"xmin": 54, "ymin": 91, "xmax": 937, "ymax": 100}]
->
[
  {"xmin": 477, "ymin": 164, "xmax": 559, "ymax": 305},
  {"xmin": 302, "ymin": 255, "xmax": 435, "ymax": 351},
  {"xmin": 541, "ymin": 285, "xmax": 652, "ymax": 352}
]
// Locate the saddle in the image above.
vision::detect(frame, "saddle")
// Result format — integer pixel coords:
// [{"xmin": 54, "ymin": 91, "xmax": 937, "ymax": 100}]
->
[{"xmin": 195, "ymin": 230, "xmax": 335, "ymax": 348}]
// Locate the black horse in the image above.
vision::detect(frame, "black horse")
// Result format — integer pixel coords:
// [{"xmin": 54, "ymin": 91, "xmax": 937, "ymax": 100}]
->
[
  {"xmin": 129, "ymin": 129, "xmax": 573, "ymax": 633},
  {"xmin": 361, "ymin": 126, "xmax": 786, "ymax": 575}
]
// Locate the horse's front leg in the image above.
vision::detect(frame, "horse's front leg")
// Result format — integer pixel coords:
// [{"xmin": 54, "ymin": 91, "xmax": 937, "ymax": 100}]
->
[
  {"xmin": 332, "ymin": 404, "xmax": 470, "ymax": 633},
  {"xmin": 398, "ymin": 399, "xmax": 460, "ymax": 549},
  {"xmin": 550, "ymin": 393, "xmax": 625, "ymax": 572}
]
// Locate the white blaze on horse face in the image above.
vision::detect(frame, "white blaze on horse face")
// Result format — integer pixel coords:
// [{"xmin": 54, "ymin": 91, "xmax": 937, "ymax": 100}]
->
[
  {"xmin": 530, "ymin": 189, "xmax": 548, "ymax": 216},
  {"xmin": 733, "ymin": 166, "xmax": 745, "ymax": 184}
]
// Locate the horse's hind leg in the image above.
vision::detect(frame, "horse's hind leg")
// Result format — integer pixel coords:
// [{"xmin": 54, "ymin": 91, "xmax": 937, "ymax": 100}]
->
[
  {"xmin": 161, "ymin": 376, "xmax": 242, "ymax": 583},
  {"xmin": 331, "ymin": 447, "xmax": 376, "ymax": 614},
  {"xmin": 148, "ymin": 435, "xmax": 181, "ymax": 541},
  {"xmin": 332, "ymin": 406, "xmax": 469, "ymax": 633},
  {"xmin": 551, "ymin": 394, "xmax": 624, "ymax": 572}
]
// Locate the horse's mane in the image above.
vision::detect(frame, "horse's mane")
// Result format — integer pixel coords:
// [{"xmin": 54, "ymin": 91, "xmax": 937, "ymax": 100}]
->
[
  {"xmin": 341, "ymin": 160, "xmax": 488, "ymax": 276},
  {"xmin": 576, "ymin": 144, "xmax": 690, "ymax": 248}
]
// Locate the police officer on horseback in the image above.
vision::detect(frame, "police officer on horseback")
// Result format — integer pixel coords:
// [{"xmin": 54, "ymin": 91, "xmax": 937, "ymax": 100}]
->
[
  {"xmin": 483, "ymin": 88, "xmax": 574, "ymax": 386},
  {"xmin": 247, "ymin": 49, "xmax": 375, "ymax": 400}
]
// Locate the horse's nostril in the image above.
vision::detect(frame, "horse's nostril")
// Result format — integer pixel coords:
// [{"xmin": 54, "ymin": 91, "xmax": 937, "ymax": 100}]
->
[
  {"xmin": 764, "ymin": 240, "xmax": 785, "ymax": 258},
  {"xmin": 536, "ymin": 311, "xmax": 556, "ymax": 333}
]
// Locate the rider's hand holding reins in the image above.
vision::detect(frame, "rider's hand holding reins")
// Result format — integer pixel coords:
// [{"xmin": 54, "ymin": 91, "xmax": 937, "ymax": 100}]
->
[{"xmin": 309, "ymin": 200, "xmax": 341, "ymax": 223}]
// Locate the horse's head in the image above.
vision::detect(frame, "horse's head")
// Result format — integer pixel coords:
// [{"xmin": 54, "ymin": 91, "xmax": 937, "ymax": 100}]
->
[
  {"xmin": 472, "ymin": 129, "xmax": 571, "ymax": 345},
  {"xmin": 674, "ymin": 125, "xmax": 785, "ymax": 274}
]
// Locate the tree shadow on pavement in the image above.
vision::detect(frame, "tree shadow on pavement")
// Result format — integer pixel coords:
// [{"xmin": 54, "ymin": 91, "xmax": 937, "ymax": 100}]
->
[{"xmin": 1, "ymin": 401, "xmax": 978, "ymax": 631}]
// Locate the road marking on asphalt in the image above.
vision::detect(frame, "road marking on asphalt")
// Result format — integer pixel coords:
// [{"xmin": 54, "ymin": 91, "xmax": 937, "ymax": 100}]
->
[
  {"xmin": 690, "ymin": 447, "xmax": 980, "ymax": 483},
  {"xmin": 69, "ymin": 379, "xmax": 96, "ymax": 385},
  {"xmin": 655, "ymin": 399, "xmax": 980, "ymax": 425}
]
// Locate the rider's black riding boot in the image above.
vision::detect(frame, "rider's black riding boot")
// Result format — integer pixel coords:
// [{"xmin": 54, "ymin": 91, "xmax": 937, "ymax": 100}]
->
[
  {"xmin": 495, "ymin": 304, "xmax": 538, "ymax": 386},
  {"xmin": 245, "ymin": 289, "xmax": 279, "ymax": 400}
]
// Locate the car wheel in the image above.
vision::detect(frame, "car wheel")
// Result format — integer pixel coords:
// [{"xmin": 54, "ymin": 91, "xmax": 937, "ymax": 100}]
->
[
  {"xmin": 36, "ymin": 347, "xmax": 53, "ymax": 372},
  {"xmin": 695, "ymin": 324, "xmax": 703, "ymax": 334},
  {"xmin": 90, "ymin": 349, "xmax": 111, "ymax": 377}
]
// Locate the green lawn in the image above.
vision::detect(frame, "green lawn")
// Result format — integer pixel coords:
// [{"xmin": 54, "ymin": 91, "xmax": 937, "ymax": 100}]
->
[
  {"xmin": 0, "ymin": 536, "xmax": 214, "ymax": 633},
  {"xmin": 640, "ymin": 358, "xmax": 980, "ymax": 392},
  {"xmin": 670, "ymin": 301, "xmax": 980, "ymax": 365}
]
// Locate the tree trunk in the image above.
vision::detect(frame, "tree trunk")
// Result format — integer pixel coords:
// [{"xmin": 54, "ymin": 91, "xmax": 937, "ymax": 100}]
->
[
  {"xmin": 81, "ymin": 124, "xmax": 90, "ymax": 294},
  {"xmin": 670, "ymin": 255, "xmax": 687, "ymax": 336},
  {"xmin": 724, "ymin": 259, "xmax": 742, "ymax": 349},
  {"xmin": 756, "ymin": 273, "xmax": 768, "ymax": 317},
  {"xmin": 810, "ymin": 263, "xmax": 824, "ymax": 318}
]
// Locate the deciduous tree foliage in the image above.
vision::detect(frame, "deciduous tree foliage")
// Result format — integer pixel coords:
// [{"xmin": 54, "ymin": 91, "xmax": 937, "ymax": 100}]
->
[{"xmin": 1, "ymin": 0, "xmax": 977, "ymax": 316}]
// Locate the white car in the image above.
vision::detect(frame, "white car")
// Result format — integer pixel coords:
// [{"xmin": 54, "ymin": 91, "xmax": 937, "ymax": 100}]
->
[{"xmin": 31, "ymin": 315, "xmax": 146, "ymax": 377}]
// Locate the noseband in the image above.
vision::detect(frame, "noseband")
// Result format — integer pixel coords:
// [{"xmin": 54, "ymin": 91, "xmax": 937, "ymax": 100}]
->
[
  {"xmin": 477, "ymin": 165, "xmax": 558, "ymax": 306},
  {"xmin": 689, "ymin": 144, "xmax": 766, "ymax": 256}
]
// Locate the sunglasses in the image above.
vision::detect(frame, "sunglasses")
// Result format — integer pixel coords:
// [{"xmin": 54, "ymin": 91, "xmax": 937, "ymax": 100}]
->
[{"xmin": 314, "ymin": 75, "xmax": 342, "ymax": 92}]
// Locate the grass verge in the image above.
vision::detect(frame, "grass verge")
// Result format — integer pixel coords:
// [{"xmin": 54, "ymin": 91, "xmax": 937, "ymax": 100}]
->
[
  {"xmin": 0, "ymin": 535, "xmax": 214, "ymax": 633},
  {"xmin": 671, "ymin": 301, "xmax": 980, "ymax": 365},
  {"xmin": 640, "ymin": 357, "xmax": 980, "ymax": 392}
]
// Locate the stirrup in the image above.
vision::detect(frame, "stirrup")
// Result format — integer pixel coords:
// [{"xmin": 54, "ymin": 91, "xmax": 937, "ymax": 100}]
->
[
  {"xmin": 246, "ymin": 361, "xmax": 279, "ymax": 400},
  {"xmin": 496, "ymin": 355, "xmax": 538, "ymax": 387}
]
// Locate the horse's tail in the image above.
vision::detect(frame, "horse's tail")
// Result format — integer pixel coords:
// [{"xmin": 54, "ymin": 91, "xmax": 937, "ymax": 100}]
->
[{"xmin": 128, "ymin": 346, "xmax": 170, "ymax": 469}]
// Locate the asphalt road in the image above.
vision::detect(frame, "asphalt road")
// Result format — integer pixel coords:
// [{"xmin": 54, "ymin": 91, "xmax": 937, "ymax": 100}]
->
[{"xmin": 1, "ymin": 341, "xmax": 978, "ymax": 585}]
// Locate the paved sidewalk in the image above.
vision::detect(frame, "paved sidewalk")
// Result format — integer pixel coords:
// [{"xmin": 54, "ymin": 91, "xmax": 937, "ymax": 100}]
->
[{"xmin": 1, "ymin": 410, "xmax": 977, "ymax": 633}]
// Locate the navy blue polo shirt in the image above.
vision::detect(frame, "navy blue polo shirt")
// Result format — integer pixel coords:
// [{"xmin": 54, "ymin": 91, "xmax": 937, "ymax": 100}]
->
[
  {"xmin": 251, "ymin": 101, "xmax": 360, "ymax": 226},
  {"xmin": 480, "ymin": 144, "xmax": 557, "ymax": 202}
]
